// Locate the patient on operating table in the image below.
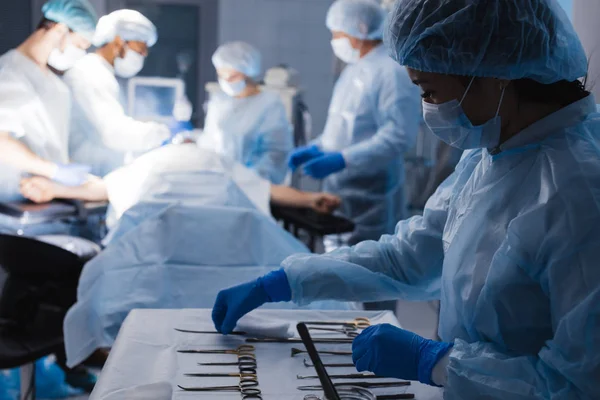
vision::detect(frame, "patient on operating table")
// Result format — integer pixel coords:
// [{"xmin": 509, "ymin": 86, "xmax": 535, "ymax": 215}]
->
[{"xmin": 19, "ymin": 143, "xmax": 341, "ymax": 217}]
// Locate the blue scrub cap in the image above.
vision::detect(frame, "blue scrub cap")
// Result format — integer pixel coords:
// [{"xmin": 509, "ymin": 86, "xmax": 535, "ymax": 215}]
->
[
  {"xmin": 385, "ymin": 0, "xmax": 588, "ymax": 84},
  {"xmin": 326, "ymin": 0, "xmax": 387, "ymax": 40},
  {"xmin": 212, "ymin": 42, "xmax": 262, "ymax": 79},
  {"xmin": 42, "ymin": 0, "xmax": 98, "ymax": 42},
  {"xmin": 93, "ymin": 10, "xmax": 158, "ymax": 47}
]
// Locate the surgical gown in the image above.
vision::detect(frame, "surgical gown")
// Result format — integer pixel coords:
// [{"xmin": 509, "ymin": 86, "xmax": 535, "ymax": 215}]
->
[
  {"xmin": 200, "ymin": 90, "xmax": 293, "ymax": 184},
  {"xmin": 317, "ymin": 44, "xmax": 420, "ymax": 246},
  {"xmin": 0, "ymin": 50, "xmax": 71, "ymax": 201},
  {"xmin": 283, "ymin": 95, "xmax": 600, "ymax": 398},
  {"xmin": 64, "ymin": 54, "xmax": 170, "ymax": 177}
]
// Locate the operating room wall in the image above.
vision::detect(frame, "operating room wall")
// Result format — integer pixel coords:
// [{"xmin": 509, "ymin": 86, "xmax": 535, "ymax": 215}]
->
[
  {"xmin": 219, "ymin": 0, "xmax": 336, "ymax": 137},
  {"xmin": 573, "ymin": 0, "xmax": 600, "ymax": 100}
]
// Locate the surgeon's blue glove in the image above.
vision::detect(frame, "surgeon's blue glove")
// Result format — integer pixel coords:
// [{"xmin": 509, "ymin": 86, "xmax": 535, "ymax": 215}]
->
[
  {"xmin": 51, "ymin": 163, "xmax": 91, "ymax": 186},
  {"xmin": 302, "ymin": 152, "xmax": 346, "ymax": 179},
  {"xmin": 212, "ymin": 268, "xmax": 292, "ymax": 334},
  {"xmin": 288, "ymin": 145, "xmax": 324, "ymax": 171},
  {"xmin": 352, "ymin": 324, "xmax": 452, "ymax": 386}
]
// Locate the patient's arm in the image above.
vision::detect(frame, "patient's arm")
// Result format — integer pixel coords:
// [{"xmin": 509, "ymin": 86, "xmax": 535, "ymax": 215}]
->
[
  {"xmin": 20, "ymin": 176, "xmax": 108, "ymax": 203},
  {"xmin": 270, "ymin": 185, "xmax": 341, "ymax": 214}
]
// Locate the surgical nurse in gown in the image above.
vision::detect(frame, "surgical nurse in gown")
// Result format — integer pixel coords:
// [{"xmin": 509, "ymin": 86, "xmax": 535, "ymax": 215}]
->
[
  {"xmin": 0, "ymin": 0, "xmax": 97, "ymax": 201},
  {"xmin": 288, "ymin": 0, "xmax": 421, "ymax": 250},
  {"xmin": 200, "ymin": 42, "xmax": 293, "ymax": 184},
  {"xmin": 212, "ymin": 0, "xmax": 600, "ymax": 398}
]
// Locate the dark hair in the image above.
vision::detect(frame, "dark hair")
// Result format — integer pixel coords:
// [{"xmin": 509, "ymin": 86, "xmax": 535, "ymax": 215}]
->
[
  {"xmin": 458, "ymin": 76, "xmax": 589, "ymax": 108},
  {"xmin": 36, "ymin": 17, "xmax": 56, "ymax": 31},
  {"xmin": 512, "ymin": 79, "xmax": 589, "ymax": 107}
]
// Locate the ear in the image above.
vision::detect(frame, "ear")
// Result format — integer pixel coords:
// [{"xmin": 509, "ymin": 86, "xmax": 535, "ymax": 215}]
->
[{"xmin": 348, "ymin": 36, "xmax": 362, "ymax": 49}]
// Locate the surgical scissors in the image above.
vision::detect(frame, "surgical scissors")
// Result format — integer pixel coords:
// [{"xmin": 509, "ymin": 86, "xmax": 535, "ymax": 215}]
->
[
  {"xmin": 297, "ymin": 373, "xmax": 386, "ymax": 380},
  {"xmin": 303, "ymin": 317, "xmax": 371, "ymax": 329},
  {"xmin": 178, "ymin": 377, "xmax": 262, "ymax": 399},
  {"xmin": 174, "ymin": 328, "xmax": 247, "ymax": 335},
  {"xmin": 178, "ymin": 344, "xmax": 255, "ymax": 356},
  {"xmin": 184, "ymin": 372, "xmax": 257, "ymax": 378},
  {"xmin": 198, "ymin": 355, "xmax": 258, "ymax": 374},
  {"xmin": 298, "ymin": 381, "xmax": 411, "ymax": 390},
  {"xmin": 309, "ymin": 326, "xmax": 360, "ymax": 338}
]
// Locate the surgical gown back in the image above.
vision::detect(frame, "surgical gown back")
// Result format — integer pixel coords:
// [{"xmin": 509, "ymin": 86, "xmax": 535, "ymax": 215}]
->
[
  {"xmin": 0, "ymin": 50, "xmax": 71, "ymax": 201},
  {"xmin": 64, "ymin": 54, "xmax": 170, "ymax": 177},
  {"xmin": 283, "ymin": 95, "xmax": 600, "ymax": 398},
  {"xmin": 317, "ymin": 45, "xmax": 420, "ymax": 246},
  {"xmin": 200, "ymin": 90, "xmax": 293, "ymax": 184}
]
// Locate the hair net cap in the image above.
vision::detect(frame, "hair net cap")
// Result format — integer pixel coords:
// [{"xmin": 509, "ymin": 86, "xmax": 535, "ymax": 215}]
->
[
  {"xmin": 326, "ymin": 0, "xmax": 387, "ymax": 40},
  {"xmin": 385, "ymin": 0, "xmax": 588, "ymax": 84},
  {"xmin": 42, "ymin": 0, "xmax": 98, "ymax": 42},
  {"xmin": 212, "ymin": 42, "xmax": 262, "ymax": 79},
  {"xmin": 93, "ymin": 10, "xmax": 157, "ymax": 47}
]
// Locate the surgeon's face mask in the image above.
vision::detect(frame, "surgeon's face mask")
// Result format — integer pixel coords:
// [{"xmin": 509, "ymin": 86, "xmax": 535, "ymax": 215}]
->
[
  {"xmin": 422, "ymin": 77, "xmax": 506, "ymax": 150},
  {"xmin": 47, "ymin": 39, "xmax": 86, "ymax": 71},
  {"xmin": 219, "ymin": 78, "xmax": 246, "ymax": 97},
  {"xmin": 331, "ymin": 37, "xmax": 360, "ymax": 64},
  {"xmin": 114, "ymin": 47, "xmax": 146, "ymax": 78}
]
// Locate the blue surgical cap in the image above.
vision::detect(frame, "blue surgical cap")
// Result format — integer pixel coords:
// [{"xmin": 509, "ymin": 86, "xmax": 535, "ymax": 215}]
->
[
  {"xmin": 326, "ymin": 0, "xmax": 386, "ymax": 40},
  {"xmin": 42, "ymin": 0, "xmax": 98, "ymax": 42},
  {"xmin": 93, "ymin": 10, "xmax": 158, "ymax": 47},
  {"xmin": 385, "ymin": 0, "xmax": 588, "ymax": 84},
  {"xmin": 212, "ymin": 42, "xmax": 262, "ymax": 79}
]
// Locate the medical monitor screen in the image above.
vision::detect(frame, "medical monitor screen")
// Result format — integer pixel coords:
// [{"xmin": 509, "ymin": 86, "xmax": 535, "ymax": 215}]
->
[{"xmin": 128, "ymin": 77, "xmax": 184, "ymax": 123}]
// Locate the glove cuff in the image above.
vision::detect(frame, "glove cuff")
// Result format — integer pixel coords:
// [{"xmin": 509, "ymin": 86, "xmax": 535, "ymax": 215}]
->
[
  {"xmin": 260, "ymin": 268, "xmax": 292, "ymax": 302},
  {"xmin": 417, "ymin": 340, "xmax": 453, "ymax": 386}
]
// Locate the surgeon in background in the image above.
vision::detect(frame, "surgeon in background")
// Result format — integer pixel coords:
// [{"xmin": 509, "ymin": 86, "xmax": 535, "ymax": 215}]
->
[
  {"xmin": 64, "ymin": 9, "xmax": 171, "ymax": 177},
  {"xmin": 0, "ymin": 0, "xmax": 97, "ymax": 202},
  {"xmin": 288, "ymin": 0, "xmax": 421, "ymax": 251},
  {"xmin": 200, "ymin": 41, "xmax": 293, "ymax": 184}
]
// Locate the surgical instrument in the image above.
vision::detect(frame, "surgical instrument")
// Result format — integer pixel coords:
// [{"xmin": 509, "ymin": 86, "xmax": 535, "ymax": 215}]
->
[
  {"xmin": 297, "ymin": 322, "xmax": 341, "ymax": 400},
  {"xmin": 298, "ymin": 382, "xmax": 411, "ymax": 390},
  {"xmin": 304, "ymin": 359, "xmax": 355, "ymax": 368},
  {"xmin": 178, "ymin": 344, "xmax": 255, "ymax": 355},
  {"xmin": 175, "ymin": 328, "xmax": 247, "ymax": 335},
  {"xmin": 309, "ymin": 326, "xmax": 360, "ymax": 337},
  {"xmin": 247, "ymin": 338, "xmax": 353, "ymax": 344},
  {"xmin": 298, "ymin": 374, "xmax": 388, "ymax": 380},
  {"xmin": 198, "ymin": 357, "xmax": 258, "ymax": 374},
  {"xmin": 178, "ymin": 377, "xmax": 262, "ymax": 399},
  {"xmin": 292, "ymin": 347, "xmax": 352, "ymax": 357},
  {"xmin": 184, "ymin": 372, "xmax": 257, "ymax": 378},
  {"xmin": 303, "ymin": 317, "xmax": 371, "ymax": 329},
  {"xmin": 304, "ymin": 394, "xmax": 414, "ymax": 400}
]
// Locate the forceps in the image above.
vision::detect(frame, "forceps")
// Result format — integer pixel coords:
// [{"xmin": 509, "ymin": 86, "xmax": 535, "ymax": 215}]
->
[
  {"xmin": 178, "ymin": 377, "xmax": 262, "ymax": 399},
  {"xmin": 178, "ymin": 344, "xmax": 255, "ymax": 356},
  {"xmin": 303, "ymin": 317, "xmax": 371, "ymax": 329}
]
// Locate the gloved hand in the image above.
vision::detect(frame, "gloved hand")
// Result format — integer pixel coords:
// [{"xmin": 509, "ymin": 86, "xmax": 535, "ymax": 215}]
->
[
  {"xmin": 288, "ymin": 145, "xmax": 324, "ymax": 171},
  {"xmin": 168, "ymin": 119, "xmax": 194, "ymax": 136},
  {"xmin": 51, "ymin": 163, "xmax": 91, "ymax": 186},
  {"xmin": 213, "ymin": 269, "xmax": 292, "ymax": 334},
  {"xmin": 302, "ymin": 152, "xmax": 346, "ymax": 179},
  {"xmin": 352, "ymin": 324, "xmax": 452, "ymax": 386}
]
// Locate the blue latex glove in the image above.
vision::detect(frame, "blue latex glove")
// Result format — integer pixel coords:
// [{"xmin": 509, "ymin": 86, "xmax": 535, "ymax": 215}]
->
[
  {"xmin": 352, "ymin": 324, "xmax": 452, "ymax": 386},
  {"xmin": 51, "ymin": 163, "xmax": 91, "ymax": 186},
  {"xmin": 288, "ymin": 145, "xmax": 324, "ymax": 171},
  {"xmin": 212, "ymin": 269, "xmax": 292, "ymax": 334},
  {"xmin": 302, "ymin": 152, "xmax": 346, "ymax": 179},
  {"xmin": 168, "ymin": 119, "xmax": 194, "ymax": 135}
]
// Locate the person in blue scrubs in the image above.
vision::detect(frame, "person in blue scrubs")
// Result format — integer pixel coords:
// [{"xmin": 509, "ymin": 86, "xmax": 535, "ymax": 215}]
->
[
  {"xmin": 288, "ymin": 0, "xmax": 421, "ymax": 250},
  {"xmin": 211, "ymin": 0, "xmax": 600, "ymax": 398}
]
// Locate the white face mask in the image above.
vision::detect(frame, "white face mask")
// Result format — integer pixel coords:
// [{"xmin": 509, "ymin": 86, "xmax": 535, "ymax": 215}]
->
[
  {"xmin": 422, "ymin": 77, "xmax": 505, "ymax": 150},
  {"xmin": 114, "ymin": 48, "xmax": 146, "ymax": 78},
  {"xmin": 47, "ymin": 42, "xmax": 86, "ymax": 71},
  {"xmin": 219, "ymin": 78, "xmax": 246, "ymax": 97},
  {"xmin": 331, "ymin": 37, "xmax": 360, "ymax": 64}
]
